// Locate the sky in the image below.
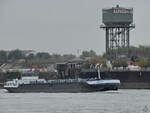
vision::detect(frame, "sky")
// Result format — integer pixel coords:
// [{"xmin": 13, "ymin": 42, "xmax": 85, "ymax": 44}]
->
[{"xmin": 0, "ymin": 0, "xmax": 149, "ymax": 55}]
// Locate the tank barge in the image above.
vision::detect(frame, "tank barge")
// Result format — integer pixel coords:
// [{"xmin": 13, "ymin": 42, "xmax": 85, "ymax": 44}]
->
[
  {"xmin": 4, "ymin": 77, "xmax": 120, "ymax": 93},
  {"xmin": 4, "ymin": 64, "xmax": 120, "ymax": 93}
]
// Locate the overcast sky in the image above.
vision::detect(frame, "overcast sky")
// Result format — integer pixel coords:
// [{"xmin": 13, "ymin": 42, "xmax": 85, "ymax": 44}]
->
[{"xmin": 0, "ymin": 0, "xmax": 149, "ymax": 55}]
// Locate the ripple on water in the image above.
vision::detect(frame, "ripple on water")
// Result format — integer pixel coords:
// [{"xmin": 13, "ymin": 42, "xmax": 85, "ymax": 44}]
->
[{"xmin": 0, "ymin": 89, "xmax": 150, "ymax": 113}]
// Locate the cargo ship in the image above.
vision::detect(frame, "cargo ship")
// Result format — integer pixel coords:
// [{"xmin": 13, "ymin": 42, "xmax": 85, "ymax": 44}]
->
[{"xmin": 3, "ymin": 64, "xmax": 120, "ymax": 93}]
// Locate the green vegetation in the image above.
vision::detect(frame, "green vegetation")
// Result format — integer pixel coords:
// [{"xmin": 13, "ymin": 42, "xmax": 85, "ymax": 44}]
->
[
  {"xmin": 88, "ymin": 56, "xmax": 107, "ymax": 67},
  {"xmin": 0, "ymin": 49, "xmax": 76, "ymax": 63},
  {"xmin": 8, "ymin": 49, "xmax": 24, "ymax": 60},
  {"xmin": 0, "ymin": 50, "xmax": 7, "ymax": 62},
  {"xmin": 80, "ymin": 50, "xmax": 97, "ymax": 59},
  {"xmin": 128, "ymin": 45, "xmax": 150, "ymax": 58},
  {"xmin": 112, "ymin": 60, "xmax": 128, "ymax": 68},
  {"xmin": 134, "ymin": 58, "xmax": 150, "ymax": 67},
  {"xmin": 0, "ymin": 49, "xmax": 98, "ymax": 63}
]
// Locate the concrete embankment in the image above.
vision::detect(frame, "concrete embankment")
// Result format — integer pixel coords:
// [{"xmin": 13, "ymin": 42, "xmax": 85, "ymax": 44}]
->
[{"xmin": 102, "ymin": 71, "xmax": 150, "ymax": 89}]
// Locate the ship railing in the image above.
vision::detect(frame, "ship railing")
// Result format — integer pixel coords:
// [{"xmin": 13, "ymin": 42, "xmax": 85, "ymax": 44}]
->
[
  {"xmin": 47, "ymin": 79, "xmax": 86, "ymax": 84},
  {"xmin": 4, "ymin": 80, "xmax": 19, "ymax": 88}
]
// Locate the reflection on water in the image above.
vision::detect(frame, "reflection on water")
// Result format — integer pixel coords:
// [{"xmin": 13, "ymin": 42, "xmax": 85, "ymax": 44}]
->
[{"xmin": 0, "ymin": 89, "xmax": 150, "ymax": 113}]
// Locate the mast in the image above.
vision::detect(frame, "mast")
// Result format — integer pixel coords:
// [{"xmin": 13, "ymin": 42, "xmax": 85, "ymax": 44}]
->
[
  {"xmin": 95, "ymin": 64, "xmax": 103, "ymax": 79},
  {"xmin": 97, "ymin": 65, "xmax": 101, "ymax": 79}
]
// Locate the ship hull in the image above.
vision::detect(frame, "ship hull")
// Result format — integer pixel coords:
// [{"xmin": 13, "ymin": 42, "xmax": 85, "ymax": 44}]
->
[{"xmin": 5, "ymin": 82, "xmax": 119, "ymax": 93}]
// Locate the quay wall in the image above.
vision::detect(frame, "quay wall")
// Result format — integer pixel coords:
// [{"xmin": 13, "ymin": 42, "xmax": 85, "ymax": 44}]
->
[
  {"xmin": 1, "ymin": 71, "xmax": 150, "ymax": 89},
  {"xmin": 103, "ymin": 71, "xmax": 150, "ymax": 89}
]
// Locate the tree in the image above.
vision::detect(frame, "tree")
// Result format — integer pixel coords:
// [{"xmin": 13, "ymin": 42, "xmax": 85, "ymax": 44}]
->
[
  {"xmin": 51, "ymin": 54, "xmax": 61, "ymax": 59},
  {"xmin": 0, "ymin": 50, "xmax": 7, "ymax": 62},
  {"xmin": 8, "ymin": 49, "xmax": 24, "ymax": 60},
  {"xmin": 89, "ymin": 56, "xmax": 107, "ymax": 67},
  {"xmin": 63, "ymin": 54, "xmax": 76, "ymax": 60},
  {"xmin": 128, "ymin": 45, "xmax": 150, "ymax": 58},
  {"xmin": 26, "ymin": 53, "xmax": 35, "ymax": 60},
  {"xmin": 119, "ymin": 60, "xmax": 128, "ymax": 67},
  {"xmin": 134, "ymin": 58, "xmax": 145, "ymax": 67},
  {"xmin": 80, "ymin": 50, "xmax": 97, "ymax": 58},
  {"xmin": 112, "ymin": 60, "xmax": 128, "ymax": 68},
  {"xmin": 145, "ymin": 61, "xmax": 150, "ymax": 67},
  {"xmin": 36, "ymin": 52, "xmax": 51, "ymax": 59}
]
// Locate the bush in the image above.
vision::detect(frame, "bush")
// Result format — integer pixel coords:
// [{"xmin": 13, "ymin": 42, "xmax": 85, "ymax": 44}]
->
[{"xmin": 112, "ymin": 60, "xmax": 128, "ymax": 67}]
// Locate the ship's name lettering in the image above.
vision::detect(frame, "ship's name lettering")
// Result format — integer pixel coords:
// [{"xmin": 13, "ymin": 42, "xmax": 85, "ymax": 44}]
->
[{"xmin": 113, "ymin": 9, "xmax": 130, "ymax": 14}]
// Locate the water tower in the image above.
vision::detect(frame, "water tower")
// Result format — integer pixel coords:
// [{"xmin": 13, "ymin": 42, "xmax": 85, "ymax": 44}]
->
[{"xmin": 100, "ymin": 5, "xmax": 135, "ymax": 59}]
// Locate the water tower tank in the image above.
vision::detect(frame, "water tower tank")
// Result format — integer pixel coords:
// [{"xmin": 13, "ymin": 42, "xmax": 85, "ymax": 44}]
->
[{"xmin": 102, "ymin": 5, "xmax": 133, "ymax": 25}]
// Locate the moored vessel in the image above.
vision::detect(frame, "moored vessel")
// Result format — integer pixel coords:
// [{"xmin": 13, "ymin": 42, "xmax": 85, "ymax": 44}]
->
[{"xmin": 4, "ymin": 64, "xmax": 120, "ymax": 93}]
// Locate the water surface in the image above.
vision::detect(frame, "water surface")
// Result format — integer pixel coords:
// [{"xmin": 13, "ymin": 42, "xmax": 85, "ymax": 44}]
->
[{"xmin": 0, "ymin": 89, "xmax": 150, "ymax": 113}]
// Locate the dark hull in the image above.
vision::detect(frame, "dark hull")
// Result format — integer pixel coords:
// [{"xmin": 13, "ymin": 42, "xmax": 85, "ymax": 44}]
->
[{"xmin": 5, "ymin": 82, "xmax": 119, "ymax": 93}]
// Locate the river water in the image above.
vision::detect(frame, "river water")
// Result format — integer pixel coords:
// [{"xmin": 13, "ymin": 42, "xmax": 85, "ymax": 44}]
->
[{"xmin": 0, "ymin": 89, "xmax": 150, "ymax": 113}]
